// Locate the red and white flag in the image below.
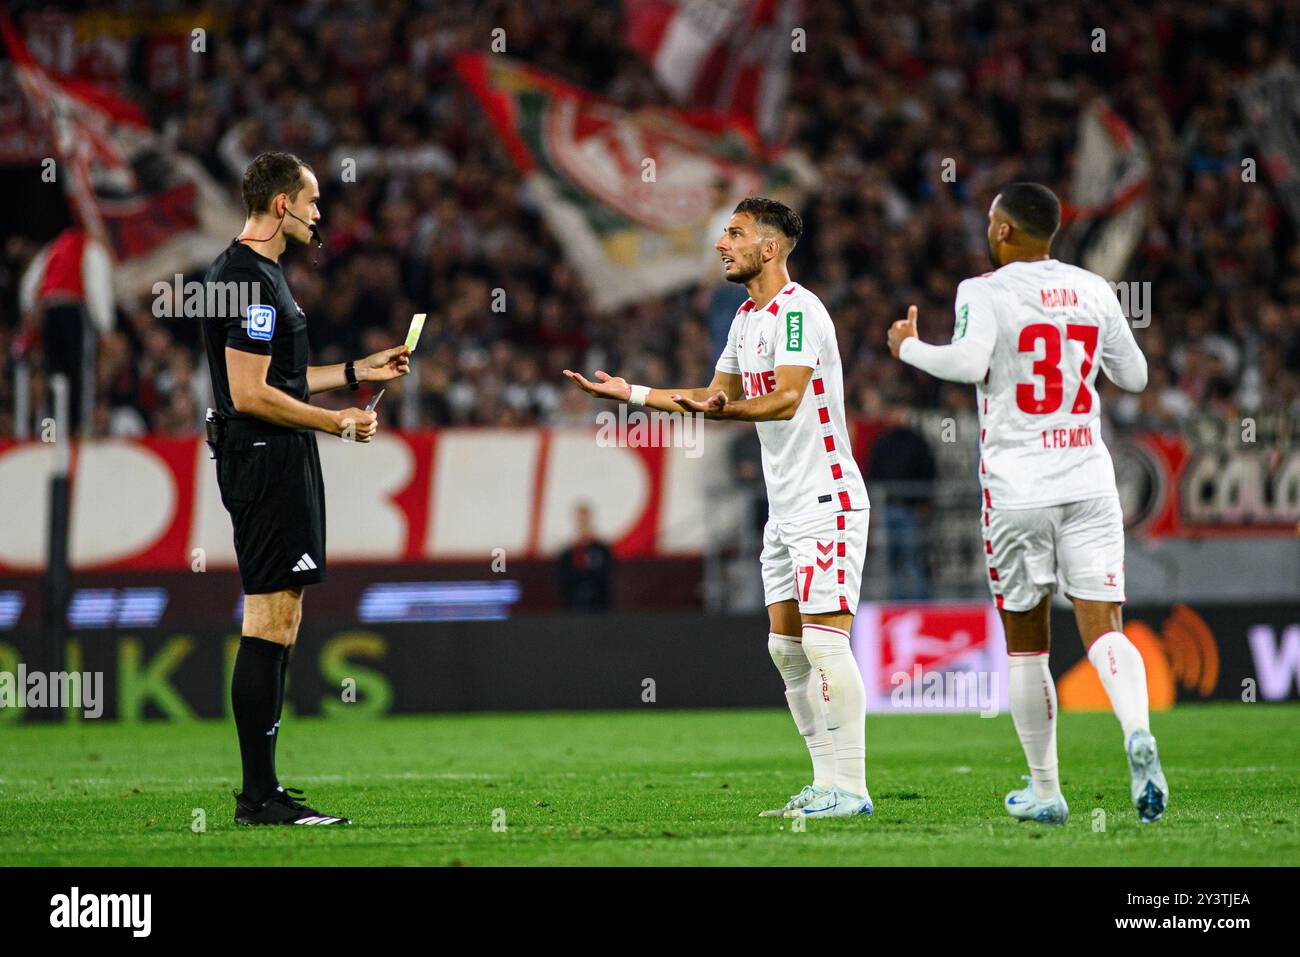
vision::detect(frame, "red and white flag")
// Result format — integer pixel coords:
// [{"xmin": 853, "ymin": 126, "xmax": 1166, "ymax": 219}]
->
[
  {"xmin": 625, "ymin": 0, "xmax": 802, "ymax": 145},
  {"xmin": 1, "ymin": 12, "xmax": 241, "ymax": 299},
  {"xmin": 1058, "ymin": 100, "xmax": 1151, "ymax": 282},
  {"xmin": 457, "ymin": 54, "xmax": 814, "ymax": 312}
]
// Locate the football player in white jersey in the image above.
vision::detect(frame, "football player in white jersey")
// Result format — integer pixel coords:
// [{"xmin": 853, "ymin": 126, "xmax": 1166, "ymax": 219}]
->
[
  {"xmin": 888, "ymin": 182, "xmax": 1167, "ymax": 825},
  {"xmin": 564, "ymin": 197, "xmax": 873, "ymax": 818}
]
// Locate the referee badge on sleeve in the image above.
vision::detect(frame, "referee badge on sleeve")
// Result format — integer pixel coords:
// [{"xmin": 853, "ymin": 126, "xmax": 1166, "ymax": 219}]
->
[{"xmin": 245, "ymin": 304, "xmax": 276, "ymax": 341}]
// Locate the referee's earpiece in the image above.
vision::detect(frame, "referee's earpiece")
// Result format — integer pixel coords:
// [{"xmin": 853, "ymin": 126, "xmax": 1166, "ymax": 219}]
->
[{"xmin": 236, "ymin": 195, "xmax": 302, "ymax": 248}]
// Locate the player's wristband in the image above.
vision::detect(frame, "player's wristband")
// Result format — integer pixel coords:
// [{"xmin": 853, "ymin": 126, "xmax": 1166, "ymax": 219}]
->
[
  {"xmin": 345, "ymin": 361, "xmax": 360, "ymax": 391},
  {"xmin": 628, "ymin": 384, "xmax": 650, "ymax": 406}
]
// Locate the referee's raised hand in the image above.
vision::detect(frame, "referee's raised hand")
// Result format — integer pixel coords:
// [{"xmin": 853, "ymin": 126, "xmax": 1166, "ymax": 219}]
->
[{"xmin": 359, "ymin": 345, "xmax": 411, "ymax": 382}]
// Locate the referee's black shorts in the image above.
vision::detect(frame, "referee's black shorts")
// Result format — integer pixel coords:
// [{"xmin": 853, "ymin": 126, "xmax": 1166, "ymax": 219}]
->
[{"xmin": 216, "ymin": 419, "xmax": 326, "ymax": 595}]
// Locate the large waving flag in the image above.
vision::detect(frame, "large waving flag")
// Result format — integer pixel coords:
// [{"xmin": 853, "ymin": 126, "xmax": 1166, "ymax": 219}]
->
[
  {"xmin": 1058, "ymin": 100, "xmax": 1151, "ymax": 281},
  {"xmin": 2, "ymin": 13, "xmax": 242, "ymax": 299},
  {"xmin": 1238, "ymin": 61, "xmax": 1300, "ymax": 230},
  {"xmin": 456, "ymin": 53, "xmax": 814, "ymax": 312},
  {"xmin": 625, "ymin": 0, "xmax": 802, "ymax": 144}
]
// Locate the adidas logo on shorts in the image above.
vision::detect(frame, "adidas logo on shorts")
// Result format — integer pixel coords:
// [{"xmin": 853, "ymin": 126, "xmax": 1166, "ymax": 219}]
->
[{"xmin": 292, "ymin": 553, "xmax": 317, "ymax": 572}]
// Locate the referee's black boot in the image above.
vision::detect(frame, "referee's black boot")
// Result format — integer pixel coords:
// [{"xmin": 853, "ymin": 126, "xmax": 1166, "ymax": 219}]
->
[{"xmin": 234, "ymin": 786, "xmax": 352, "ymax": 826}]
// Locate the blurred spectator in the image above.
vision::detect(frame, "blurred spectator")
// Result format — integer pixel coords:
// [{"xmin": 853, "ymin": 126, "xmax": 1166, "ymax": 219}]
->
[
  {"xmin": 17, "ymin": 228, "xmax": 114, "ymax": 434},
  {"xmin": 867, "ymin": 395, "xmax": 937, "ymax": 599},
  {"xmin": 557, "ymin": 501, "xmax": 614, "ymax": 611}
]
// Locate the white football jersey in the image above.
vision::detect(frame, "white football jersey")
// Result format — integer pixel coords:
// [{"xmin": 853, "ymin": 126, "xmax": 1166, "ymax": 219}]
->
[
  {"xmin": 715, "ymin": 281, "xmax": 869, "ymax": 519},
  {"xmin": 903, "ymin": 258, "xmax": 1147, "ymax": 510}
]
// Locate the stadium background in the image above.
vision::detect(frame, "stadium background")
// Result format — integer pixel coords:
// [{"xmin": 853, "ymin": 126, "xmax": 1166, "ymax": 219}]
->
[{"xmin": 0, "ymin": 0, "xmax": 1297, "ymax": 730}]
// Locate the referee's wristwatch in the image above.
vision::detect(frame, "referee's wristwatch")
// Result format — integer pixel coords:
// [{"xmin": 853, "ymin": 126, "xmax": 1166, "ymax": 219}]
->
[{"xmin": 345, "ymin": 361, "xmax": 360, "ymax": 391}]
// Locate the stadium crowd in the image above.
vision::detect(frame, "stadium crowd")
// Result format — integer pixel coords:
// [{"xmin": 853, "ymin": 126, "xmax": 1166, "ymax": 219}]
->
[{"xmin": 3, "ymin": 0, "xmax": 1299, "ymax": 440}]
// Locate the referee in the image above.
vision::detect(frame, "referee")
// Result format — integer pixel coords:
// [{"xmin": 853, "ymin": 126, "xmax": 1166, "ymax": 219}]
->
[{"xmin": 200, "ymin": 151, "xmax": 409, "ymax": 825}]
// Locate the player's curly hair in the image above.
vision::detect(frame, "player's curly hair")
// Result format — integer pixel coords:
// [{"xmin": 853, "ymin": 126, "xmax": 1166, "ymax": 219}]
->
[
  {"xmin": 241, "ymin": 151, "xmax": 312, "ymax": 216},
  {"xmin": 734, "ymin": 196, "xmax": 803, "ymax": 252}
]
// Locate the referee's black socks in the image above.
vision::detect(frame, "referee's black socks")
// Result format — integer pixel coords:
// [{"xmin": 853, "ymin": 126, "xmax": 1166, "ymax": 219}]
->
[
  {"xmin": 274, "ymin": 642, "xmax": 291, "ymax": 779},
  {"xmin": 232, "ymin": 635, "xmax": 290, "ymax": 803}
]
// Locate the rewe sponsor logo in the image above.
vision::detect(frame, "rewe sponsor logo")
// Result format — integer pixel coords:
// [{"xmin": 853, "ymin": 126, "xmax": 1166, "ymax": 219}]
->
[
  {"xmin": 742, "ymin": 369, "xmax": 777, "ymax": 397},
  {"xmin": 0, "ymin": 667, "xmax": 102, "ymax": 718},
  {"xmin": 50, "ymin": 887, "xmax": 151, "ymax": 937}
]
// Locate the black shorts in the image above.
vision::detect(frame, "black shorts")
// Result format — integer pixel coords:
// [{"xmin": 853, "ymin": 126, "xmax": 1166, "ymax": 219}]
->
[{"xmin": 216, "ymin": 423, "xmax": 326, "ymax": 594}]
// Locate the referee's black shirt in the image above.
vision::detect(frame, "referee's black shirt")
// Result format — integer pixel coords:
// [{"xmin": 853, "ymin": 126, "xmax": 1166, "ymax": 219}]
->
[{"xmin": 201, "ymin": 239, "xmax": 310, "ymax": 429}]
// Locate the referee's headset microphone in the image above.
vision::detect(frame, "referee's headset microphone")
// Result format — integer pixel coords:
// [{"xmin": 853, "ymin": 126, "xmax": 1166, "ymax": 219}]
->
[
  {"xmin": 284, "ymin": 207, "xmax": 326, "ymax": 265},
  {"xmin": 238, "ymin": 199, "xmax": 326, "ymax": 266}
]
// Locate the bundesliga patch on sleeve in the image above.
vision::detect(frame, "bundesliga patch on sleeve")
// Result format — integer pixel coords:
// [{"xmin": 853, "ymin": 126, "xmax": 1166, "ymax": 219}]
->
[
  {"xmin": 245, "ymin": 304, "xmax": 276, "ymax": 341},
  {"xmin": 954, "ymin": 303, "xmax": 969, "ymax": 341},
  {"xmin": 786, "ymin": 311, "xmax": 803, "ymax": 351}
]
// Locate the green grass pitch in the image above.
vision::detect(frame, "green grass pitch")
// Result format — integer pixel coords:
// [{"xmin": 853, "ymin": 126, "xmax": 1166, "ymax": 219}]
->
[{"xmin": 1, "ymin": 703, "xmax": 1296, "ymax": 866}]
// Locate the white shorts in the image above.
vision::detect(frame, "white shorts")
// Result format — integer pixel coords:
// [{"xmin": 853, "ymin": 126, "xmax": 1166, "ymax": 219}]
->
[
  {"xmin": 761, "ymin": 509, "xmax": 868, "ymax": 614},
  {"xmin": 983, "ymin": 494, "xmax": 1125, "ymax": 612}
]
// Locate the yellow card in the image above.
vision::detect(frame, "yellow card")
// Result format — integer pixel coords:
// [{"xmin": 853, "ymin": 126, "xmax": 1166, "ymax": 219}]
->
[{"xmin": 405, "ymin": 313, "xmax": 427, "ymax": 353}]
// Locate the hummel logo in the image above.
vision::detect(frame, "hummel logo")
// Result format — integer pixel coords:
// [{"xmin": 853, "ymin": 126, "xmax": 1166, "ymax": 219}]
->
[{"xmin": 292, "ymin": 553, "xmax": 317, "ymax": 572}]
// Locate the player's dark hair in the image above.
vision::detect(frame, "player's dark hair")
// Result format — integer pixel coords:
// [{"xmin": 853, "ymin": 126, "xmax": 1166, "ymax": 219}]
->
[
  {"xmin": 242, "ymin": 151, "xmax": 312, "ymax": 216},
  {"xmin": 734, "ymin": 196, "xmax": 804, "ymax": 251},
  {"xmin": 995, "ymin": 182, "xmax": 1061, "ymax": 241}
]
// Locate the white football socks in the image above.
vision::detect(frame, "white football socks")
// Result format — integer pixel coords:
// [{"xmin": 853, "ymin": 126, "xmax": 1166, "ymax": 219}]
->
[
  {"xmin": 800, "ymin": 624, "xmax": 868, "ymax": 797},
  {"xmin": 1007, "ymin": 652, "xmax": 1060, "ymax": 799},
  {"xmin": 1087, "ymin": 630, "xmax": 1150, "ymax": 743},
  {"xmin": 767, "ymin": 633, "xmax": 835, "ymax": 789}
]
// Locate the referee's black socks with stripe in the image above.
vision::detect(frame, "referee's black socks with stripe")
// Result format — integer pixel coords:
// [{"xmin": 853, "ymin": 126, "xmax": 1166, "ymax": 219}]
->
[
  {"xmin": 232, "ymin": 635, "xmax": 290, "ymax": 803},
  {"xmin": 275, "ymin": 643, "xmax": 291, "ymax": 778}
]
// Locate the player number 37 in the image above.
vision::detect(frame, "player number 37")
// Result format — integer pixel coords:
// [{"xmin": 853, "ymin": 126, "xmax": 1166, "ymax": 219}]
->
[{"xmin": 1016, "ymin": 322, "xmax": 1098, "ymax": 415}]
